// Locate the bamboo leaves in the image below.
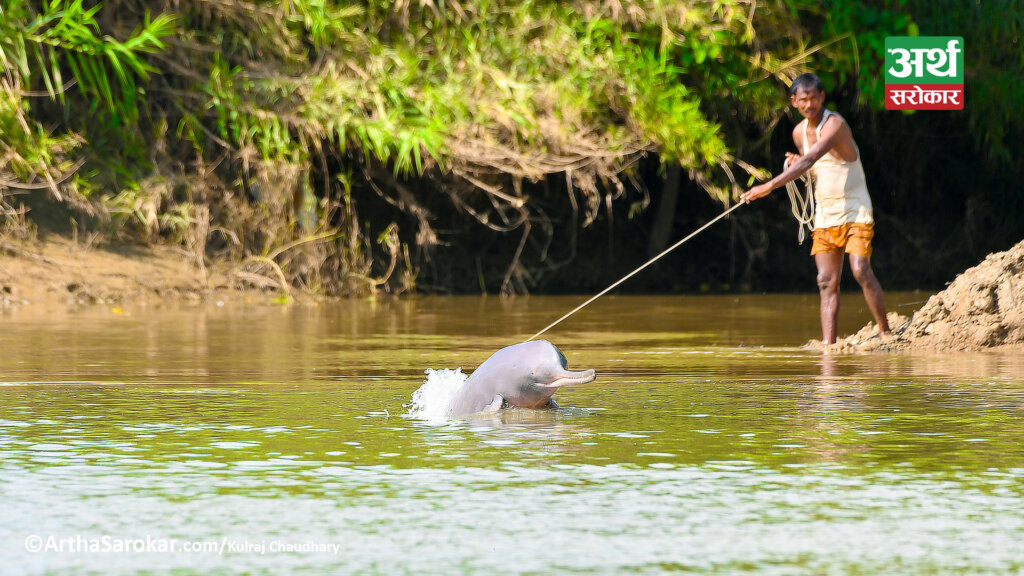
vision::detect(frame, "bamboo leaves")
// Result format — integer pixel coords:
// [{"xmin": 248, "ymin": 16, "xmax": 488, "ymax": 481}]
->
[
  {"xmin": 7, "ymin": 1, "xmax": 175, "ymax": 118},
  {"xmin": 0, "ymin": 1, "xmax": 174, "ymax": 208}
]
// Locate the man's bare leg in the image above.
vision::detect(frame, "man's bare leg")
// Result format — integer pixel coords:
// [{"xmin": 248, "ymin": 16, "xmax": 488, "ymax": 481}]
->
[
  {"xmin": 815, "ymin": 250, "xmax": 844, "ymax": 344},
  {"xmin": 849, "ymin": 254, "xmax": 890, "ymax": 336}
]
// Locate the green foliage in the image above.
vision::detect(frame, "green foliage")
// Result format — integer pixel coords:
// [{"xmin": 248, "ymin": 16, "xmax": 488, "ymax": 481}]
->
[
  {"xmin": 817, "ymin": 0, "xmax": 916, "ymax": 107},
  {"xmin": 0, "ymin": 0, "xmax": 175, "ymax": 210},
  {"xmin": 169, "ymin": 0, "xmax": 789, "ymax": 181},
  {"xmin": 2, "ymin": 0, "xmax": 789, "ymax": 201},
  {"xmin": 781, "ymin": 0, "xmax": 1023, "ymax": 165},
  {"xmin": 908, "ymin": 0, "xmax": 1024, "ymax": 165},
  {"xmin": 0, "ymin": 0, "xmax": 851, "ymax": 291},
  {"xmin": 4, "ymin": 0, "xmax": 1018, "ymax": 294},
  {"xmin": 1, "ymin": 1, "xmax": 175, "ymax": 120}
]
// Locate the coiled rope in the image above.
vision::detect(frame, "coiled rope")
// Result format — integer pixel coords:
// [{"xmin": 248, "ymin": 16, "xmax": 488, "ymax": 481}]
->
[{"xmin": 785, "ymin": 156, "xmax": 815, "ymax": 244}]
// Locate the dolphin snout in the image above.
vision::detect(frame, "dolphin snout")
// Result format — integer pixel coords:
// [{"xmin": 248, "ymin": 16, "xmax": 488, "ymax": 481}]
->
[{"xmin": 544, "ymin": 368, "xmax": 596, "ymax": 388}]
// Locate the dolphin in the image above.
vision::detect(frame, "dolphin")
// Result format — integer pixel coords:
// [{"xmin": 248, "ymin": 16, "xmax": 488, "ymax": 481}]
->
[{"xmin": 447, "ymin": 340, "xmax": 596, "ymax": 416}]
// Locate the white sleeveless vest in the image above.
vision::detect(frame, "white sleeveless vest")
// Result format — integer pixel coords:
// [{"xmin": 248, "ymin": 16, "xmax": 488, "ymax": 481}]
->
[{"xmin": 801, "ymin": 109, "xmax": 874, "ymax": 229}]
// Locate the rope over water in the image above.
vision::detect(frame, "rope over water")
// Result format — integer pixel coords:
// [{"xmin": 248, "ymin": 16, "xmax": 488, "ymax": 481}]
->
[{"xmin": 526, "ymin": 202, "xmax": 746, "ymax": 342}]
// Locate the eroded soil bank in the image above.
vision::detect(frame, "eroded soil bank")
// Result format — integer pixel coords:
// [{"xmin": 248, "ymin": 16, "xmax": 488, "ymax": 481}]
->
[
  {"xmin": 823, "ymin": 238, "xmax": 1024, "ymax": 352},
  {"xmin": 0, "ymin": 237, "xmax": 293, "ymax": 307}
]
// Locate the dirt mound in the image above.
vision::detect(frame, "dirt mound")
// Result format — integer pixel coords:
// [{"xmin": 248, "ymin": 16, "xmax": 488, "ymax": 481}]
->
[{"xmin": 826, "ymin": 239, "xmax": 1024, "ymax": 352}]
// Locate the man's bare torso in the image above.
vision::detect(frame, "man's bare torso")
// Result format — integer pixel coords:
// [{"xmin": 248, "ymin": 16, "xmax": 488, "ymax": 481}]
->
[{"xmin": 792, "ymin": 114, "xmax": 860, "ymax": 163}]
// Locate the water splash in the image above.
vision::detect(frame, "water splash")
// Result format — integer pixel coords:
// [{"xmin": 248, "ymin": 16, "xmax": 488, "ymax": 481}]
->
[{"xmin": 406, "ymin": 368, "xmax": 467, "ymax": 421}]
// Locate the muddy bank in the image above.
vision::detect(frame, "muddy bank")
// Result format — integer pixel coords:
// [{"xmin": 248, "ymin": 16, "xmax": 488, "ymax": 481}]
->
[
  {"xmin": 0, "ymin": 237, "xmax": 298, "ymax": 307},
  {"xmin": 4, "ymin": 234, "xmax": 1023, "ymax": 356},
  {"xmin": 823, "ymin": 238, "xmax": 1024, "ymax": 352}
]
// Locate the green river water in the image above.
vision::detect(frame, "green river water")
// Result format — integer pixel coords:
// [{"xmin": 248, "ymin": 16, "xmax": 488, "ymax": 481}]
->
[{"xmin": 2, "ymin": 294, "xmax": 1023, "ymax": 574}]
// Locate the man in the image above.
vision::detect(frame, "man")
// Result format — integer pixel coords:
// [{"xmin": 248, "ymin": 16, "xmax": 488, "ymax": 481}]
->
[{"xmin": 740, "ymin": 73, "xmax": 889, "ymax": 344}]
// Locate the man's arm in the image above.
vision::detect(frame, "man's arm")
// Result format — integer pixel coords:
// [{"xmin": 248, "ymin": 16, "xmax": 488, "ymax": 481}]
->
[
  {"xmin": 784, "ymin": 123, "xmax": 802, "ymax": 169},
  {"xmin": 741, "ymin": 116, "xmax": 848, "ymax": 203}
]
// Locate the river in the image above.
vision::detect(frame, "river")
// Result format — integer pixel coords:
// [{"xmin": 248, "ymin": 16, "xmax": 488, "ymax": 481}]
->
[{"xmin": 2, "ymin": 294, "xmax": 1023, "ymax": 574}]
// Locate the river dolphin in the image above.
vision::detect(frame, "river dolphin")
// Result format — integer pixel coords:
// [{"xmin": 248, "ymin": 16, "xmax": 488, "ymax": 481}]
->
[{"xmin": 447, "ymin": 340, "xmax": 596, "ymax": 416}]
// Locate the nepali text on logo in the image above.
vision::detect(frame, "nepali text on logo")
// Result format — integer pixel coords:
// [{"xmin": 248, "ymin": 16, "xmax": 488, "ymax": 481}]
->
[{"xmin": 885, "ymin": 37, "xmax": 963, "ymax": 110}]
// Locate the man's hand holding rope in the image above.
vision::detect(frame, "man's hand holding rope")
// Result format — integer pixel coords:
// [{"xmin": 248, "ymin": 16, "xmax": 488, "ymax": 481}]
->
[{"xmin": 741, "ymin": 152, "xmax": 802, "ymax": 203}]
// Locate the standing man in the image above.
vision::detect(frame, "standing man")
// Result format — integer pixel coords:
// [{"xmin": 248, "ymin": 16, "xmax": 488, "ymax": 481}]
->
[{"xmin": 740, "ymin": 73, "xmax": 890, "ymax": 344}]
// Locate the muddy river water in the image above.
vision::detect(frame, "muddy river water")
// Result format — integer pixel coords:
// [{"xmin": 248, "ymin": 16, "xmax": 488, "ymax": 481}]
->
[{"xmin": 2, "ymin": 294, "xmax": 1023, "ymax": 574}]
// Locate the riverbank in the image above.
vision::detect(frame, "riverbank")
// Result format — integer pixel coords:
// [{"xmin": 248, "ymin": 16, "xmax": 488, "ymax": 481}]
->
[
  {"xmin": 0, "ymin": 236, "xmax": 295, "ymax": 307},
  {"xmin": 821, "ymin": 238, "xmax": 1024, "ymax": 353},
  {"xmin": 5, "ymin": 234, "xmax": 1024, "ymax": 354}
]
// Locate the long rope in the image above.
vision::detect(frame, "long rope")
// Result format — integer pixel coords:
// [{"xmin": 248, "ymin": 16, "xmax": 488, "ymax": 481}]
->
[
  {"xmin": 785, "ymin": 157, "xmax": 815, "ymax": 244},
  {"xmin": 526, "ymin": 202, "xmax": 746, "ymax": 342}
]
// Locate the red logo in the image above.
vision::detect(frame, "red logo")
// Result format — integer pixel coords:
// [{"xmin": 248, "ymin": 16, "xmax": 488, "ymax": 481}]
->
[{"xmin": 885, "ymin": 84, "xmax": 963, "ymax": 111}]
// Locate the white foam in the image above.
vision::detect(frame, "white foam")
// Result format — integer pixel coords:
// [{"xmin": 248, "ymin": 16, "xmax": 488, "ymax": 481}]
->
[{"xmin": 406, "ymin": 368, "xmax": 467, "ymax": 421}]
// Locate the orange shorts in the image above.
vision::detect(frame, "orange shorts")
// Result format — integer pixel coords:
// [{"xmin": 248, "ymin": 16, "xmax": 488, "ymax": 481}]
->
[{"xmin": 810, "ymin": 223, "xmax": 874, "ymax": 258}]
